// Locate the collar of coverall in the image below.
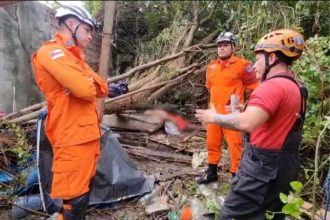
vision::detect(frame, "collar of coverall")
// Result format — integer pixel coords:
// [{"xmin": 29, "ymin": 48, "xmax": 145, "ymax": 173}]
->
[
  {"xmin": 50, "ymin": 32, "xmax": 85, "ymax": 60},
  {"xmin": 218, "ymin": 55, "xmax": 239, "ymax": 67}
]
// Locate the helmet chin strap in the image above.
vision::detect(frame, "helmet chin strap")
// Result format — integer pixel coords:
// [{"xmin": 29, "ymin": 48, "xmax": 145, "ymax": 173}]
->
[
  {"xmin": 65, "ymin": 22, "xmax": 81, "ymax": 46},
  {"xmin": 72, "ymin": 23, "xmax": 81, "ymax": 46},
  {"xmin": 262, "ymin": 53, "xmax": 282, "ymax": 81}
]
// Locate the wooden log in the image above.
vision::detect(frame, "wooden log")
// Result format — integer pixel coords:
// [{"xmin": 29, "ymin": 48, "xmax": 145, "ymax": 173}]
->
[
  {"xmin": 124, "ymin": 146, "xmax": 192, "ymax": 164},
  {"xmin": 125, "ymin": 148, "xmax": 161, "ymax": 162},
  {"xmin": 1, "ymin": 102, "xmax": 46, "ymax": 121},
  {"xmin": 2, "ymin": 107, "xmax": 46, "ymax": 124},
  {"xmin": 156, "ymin": 168, "xmax": 201, "ymax": 182}
]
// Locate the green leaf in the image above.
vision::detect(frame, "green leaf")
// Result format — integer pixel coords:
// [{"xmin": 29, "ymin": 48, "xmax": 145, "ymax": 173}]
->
[
  {"xmin": 279, "ymin": 193, "xmax": 288, "ymax": 203},
  {"xmin": 290, "ymin": 181, "xmax": 303, "ymax": 192},
  {"xmin": 282, "ymin": 203, "xmax": 302, "ymax": 218},
  {"xmin": 265, "ymin": 211, "xmax": 275, "ymax": 220},
  {"xmin": 282, "ymin": 203, "xmax": 295, "ymax": 215},
  {"xmin": 206, "ymin": 199, "xmax": 220, "ymax": 215},
  {"xmin": 297, "ymin": 198, "xmax": 304, "ymax": 207},
  {"xmin": 167, "ymin": 211, "xmax": 180, "ymax": 220},
  {"xmin": 291, "ymin": 210, "xmax": 301, "ymax": 218}
]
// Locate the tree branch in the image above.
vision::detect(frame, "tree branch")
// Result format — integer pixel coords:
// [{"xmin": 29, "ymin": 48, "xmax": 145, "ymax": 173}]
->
[
  {"xmin": 312, "ymin": 118, "xmax": 330, "ymax": 219},
  {"xmin": 108, "ymin": 49, "xmax": 186, "ymax": 83},
  {"xmin": 108, "ymin": 44, "xmax": 209, "ymax": 83},
  {"xmin": 183, "ymin": 1, "xmax": 199, "ymax": 48},
  {"xmin": 200, "ymin": 2, "xmax": 217, "ymax": 26},
  {"xmin": 172, "ymin": 23, "xmax": 189, "ymax": 54}
]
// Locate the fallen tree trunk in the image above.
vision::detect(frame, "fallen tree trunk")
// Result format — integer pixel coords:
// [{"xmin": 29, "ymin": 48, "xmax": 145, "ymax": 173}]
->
[
  {"xmin": 104, "ymin": 66, "xmax": 204, "ymax": 113},
  {"xmin": 3, "ymin": 107, "xmax": 46, "ymax": 124}
]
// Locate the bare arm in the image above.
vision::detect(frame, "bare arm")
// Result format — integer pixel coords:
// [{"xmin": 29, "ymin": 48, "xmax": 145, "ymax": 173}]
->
[{"xmin": 195, "ymin": 105, "xmax": 269, "ymax": 132}]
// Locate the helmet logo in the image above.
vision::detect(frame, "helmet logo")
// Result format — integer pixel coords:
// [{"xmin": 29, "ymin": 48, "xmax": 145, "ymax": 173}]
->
[
  {"xmin": 294, "ymin": 36, "xmax": 303, "ymax": 45},
  {"xmin": 288, "ymin": 37, "xmax": 295, "ymax": 44}
]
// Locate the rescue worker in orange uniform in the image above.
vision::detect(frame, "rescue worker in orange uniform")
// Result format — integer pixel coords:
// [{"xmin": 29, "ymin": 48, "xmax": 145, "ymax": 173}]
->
[
  {"xmin": 31, "ymin": 5, "xmax": 108, "ymax": 220},
  {"xmin": 197, "ymin": 31, "xmax": 259, "ymax": 184}
]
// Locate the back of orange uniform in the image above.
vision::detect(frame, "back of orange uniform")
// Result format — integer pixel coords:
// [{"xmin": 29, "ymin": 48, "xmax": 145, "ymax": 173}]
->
[
  {"xmin": 31, "ymin": 33, "xmax": 108, "ymax": 200},
  {"xmin": 205, "ymin": 55, "xmax": 258, "ymax": 173}
]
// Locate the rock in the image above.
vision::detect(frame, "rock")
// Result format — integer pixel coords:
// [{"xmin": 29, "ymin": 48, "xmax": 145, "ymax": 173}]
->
[{"xmin": 145, "ymin": 196, "xmax": 170, "ymax": 215}]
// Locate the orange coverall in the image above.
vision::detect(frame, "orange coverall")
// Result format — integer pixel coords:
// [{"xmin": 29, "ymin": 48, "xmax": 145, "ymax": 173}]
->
[
  {"xmin": 206, "ymin": 55, "xmax": 258, "ymax": 173},
  {"xmin": 31, "ymin": 33, "xmax": 108, "ymax": 200}
]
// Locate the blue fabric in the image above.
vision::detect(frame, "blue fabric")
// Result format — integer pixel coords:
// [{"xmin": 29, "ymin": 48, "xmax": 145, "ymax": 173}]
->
[
  {"xmin": 37, "ymin": 110, "xmax": 48, "ymax": 121},
  {"xmin": 14, "ymin": 166, "xmax": 39, "ymax": 196},
  {"xmin": 0, "ymin": 171, "xmax": 13, "ymax": 183}
]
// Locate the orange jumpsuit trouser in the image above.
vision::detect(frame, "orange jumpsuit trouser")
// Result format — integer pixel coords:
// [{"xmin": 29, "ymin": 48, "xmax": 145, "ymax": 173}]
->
[
  {"xmin": 207, "ymin": 123, "xmax": 243, "ymax": 173},
  {"xmin": 51, "ymin": 139, "xmax": 100, "ymax": 200}
]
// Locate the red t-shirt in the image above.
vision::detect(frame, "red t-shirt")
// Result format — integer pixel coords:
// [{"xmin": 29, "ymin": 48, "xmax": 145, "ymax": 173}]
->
[{"xmin": 248, "ymin": 76, "xmax": 301, "ymax": 150}]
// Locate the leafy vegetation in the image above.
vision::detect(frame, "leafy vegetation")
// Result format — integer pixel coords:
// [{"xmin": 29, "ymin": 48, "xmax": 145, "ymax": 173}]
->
[
  {"xmin": 7, "ymin": 123, "xmax": 31, "ymax": 166},
  {"xmin": 266, "ymin": 181, "xmax": 305, "ymax": 219}
]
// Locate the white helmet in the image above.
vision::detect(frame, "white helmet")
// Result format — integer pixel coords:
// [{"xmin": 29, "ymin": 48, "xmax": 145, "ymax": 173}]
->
[{"xmin": 55, "ymin": 5, "xmax": 95, "ymax": 29}]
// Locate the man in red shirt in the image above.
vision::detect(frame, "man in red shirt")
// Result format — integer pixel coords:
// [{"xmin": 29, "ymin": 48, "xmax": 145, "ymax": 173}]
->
[{"xmin": 195, "ymin": 29, "xmax": 307, "ymax": 219}]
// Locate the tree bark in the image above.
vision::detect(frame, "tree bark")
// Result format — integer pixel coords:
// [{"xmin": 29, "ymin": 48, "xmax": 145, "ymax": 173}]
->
[
  {"xmin": 183, "ymin": 1, "xmax": 199, "ymax": 48},
  {"xmin": 97, "ymin": 1, "xmax": 116, "ymax": 121}
]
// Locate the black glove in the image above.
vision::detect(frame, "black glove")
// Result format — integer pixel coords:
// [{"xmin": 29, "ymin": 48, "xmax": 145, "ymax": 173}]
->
[{"xmin": 108, "ymin": 81, "xmax": 129, "ymax": 98}]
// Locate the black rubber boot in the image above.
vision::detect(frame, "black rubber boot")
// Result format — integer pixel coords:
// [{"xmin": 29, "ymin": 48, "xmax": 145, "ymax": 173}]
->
[
  {"xmin": 61, "ymin": 192, "xmax": 90, "ymax": 220},
  {"xmin": 197, "ymin": 164, "xmax": 218, "ymax": 184}
]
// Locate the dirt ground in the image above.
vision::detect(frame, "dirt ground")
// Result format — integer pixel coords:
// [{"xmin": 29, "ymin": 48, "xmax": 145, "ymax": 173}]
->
[{"xmin": 0, "ymin": 130, "xmax": 232, "ymax": 220}]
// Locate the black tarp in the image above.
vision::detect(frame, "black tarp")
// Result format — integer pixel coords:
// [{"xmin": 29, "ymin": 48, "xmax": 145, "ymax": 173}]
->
[{"xmin": 10, "ymin": 112, "xmax": 154, "ymax": 219}]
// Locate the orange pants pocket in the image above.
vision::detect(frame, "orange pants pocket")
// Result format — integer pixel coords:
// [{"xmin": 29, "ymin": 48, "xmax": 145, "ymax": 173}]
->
[
  {"xmin": 51, "ymin": 140, "xmax": 100, "ymax": 200},
  {"xmin": 52, "ymin": 159, "xmax": 79, "ymax": 199}
]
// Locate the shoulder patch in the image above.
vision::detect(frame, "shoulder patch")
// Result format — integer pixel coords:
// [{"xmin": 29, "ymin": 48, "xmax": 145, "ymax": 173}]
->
[
  {"xmin": 245, "ymin": 64, "xmax": 254, "ymax": 74},
  {"xmin": 49, "ymin": 49, "xmax": 64, "ymax": 60}
]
